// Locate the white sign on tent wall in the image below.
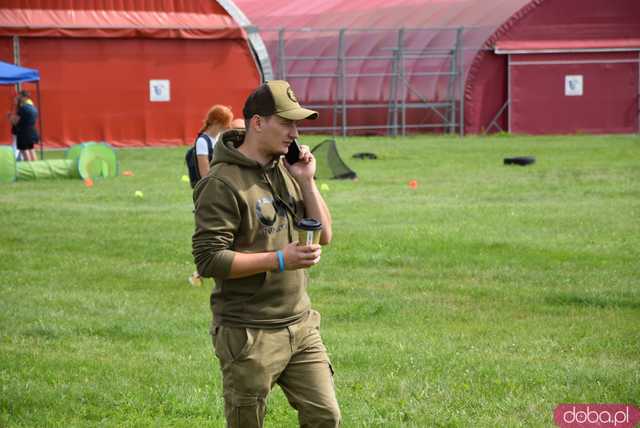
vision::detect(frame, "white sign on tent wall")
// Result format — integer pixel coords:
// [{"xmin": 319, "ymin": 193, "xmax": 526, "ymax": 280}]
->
[
  {"xmin": 565, "ymin": 75, "xmax": 583, "ymax": 96},
  {"xmin": 149, "ymin": 79, "xmax": 171, "ymax": 102}
]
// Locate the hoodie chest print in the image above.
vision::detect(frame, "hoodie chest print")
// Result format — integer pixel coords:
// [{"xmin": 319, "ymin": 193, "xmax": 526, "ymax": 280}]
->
[{"xmin": 255, "ymin": 196, "xmax": 288, "ymax": 235}]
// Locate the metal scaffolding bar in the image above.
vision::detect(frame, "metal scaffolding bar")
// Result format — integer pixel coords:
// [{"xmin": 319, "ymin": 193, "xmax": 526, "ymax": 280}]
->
[
  {"xmin": 338, "ymin": 29, "xmax": 347, "ymax": 137},
  {"xmin": 277, "ymin": 28, "xmax": 286, "ymax": 80},
  {"xmin": 459, "ymin": 27, "xmax": 465, "ymax": 137},
  {"xmin": 398, "ymin": 29, "xmax": 406, "ymax": 136},
  {"xmin": 447, "ymin": 29, "xmax": 459, "ymax": 133},
  {"xmin": 387, "ymin": 31, "xmax": 400, "ymax": 137},
  {"xmin": 484, "ymin": 100, "xmax": 510, "ymax": 134}
]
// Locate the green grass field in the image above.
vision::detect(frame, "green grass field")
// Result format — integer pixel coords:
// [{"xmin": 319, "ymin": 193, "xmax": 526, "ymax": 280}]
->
[{"xmin": 1, "ymin": 134, "xmax": 639, "ymax": 427}]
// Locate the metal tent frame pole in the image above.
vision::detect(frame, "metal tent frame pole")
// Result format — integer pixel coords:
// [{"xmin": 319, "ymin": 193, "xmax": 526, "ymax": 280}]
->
[
  {"xmin": 36, "ymin": 82, "xmax": 44, "ymax": 159},
  {"xmin": 13, "ymin": 35, "xmax": 45, "ymax": 159},
  {"xmin": 332, "ymin": 29, "xmax": 345, "ymax": 136},
  {"xmin": 446, "ymin": 28, "xmax": 460, "ymax": 134},
  {"xmin": 457, "ymin": 27, "xmax": 465, "ymax": 137},
  {"xmin": 277, "ymin": 28, "xmax": 286, "ymax": 80},
  {"xmin": 338, "ymin": 29, "xmax": 347, "ymax": 137},
  {"xmin": 398, "ymin": 28, "xmax": 406, "ymax": 136},
  {"xmin": 507, "ymin": 54, "xmax": 512, "ymax": 133},
  {"xmin": 388, "ymin": 40, "xmax": 399, "ymax": 137}
]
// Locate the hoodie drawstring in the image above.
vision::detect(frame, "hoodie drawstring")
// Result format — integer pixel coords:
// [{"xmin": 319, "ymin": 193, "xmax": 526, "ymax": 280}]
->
[{"xmin": 262, "ymin": 167, "xmax": 298, "ymax": 243}]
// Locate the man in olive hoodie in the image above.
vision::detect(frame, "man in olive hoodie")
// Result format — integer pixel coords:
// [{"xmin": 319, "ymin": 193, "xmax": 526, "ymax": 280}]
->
[{"xmin": 192, "ymin": 80, "xmax": 340, "ymax": 427}]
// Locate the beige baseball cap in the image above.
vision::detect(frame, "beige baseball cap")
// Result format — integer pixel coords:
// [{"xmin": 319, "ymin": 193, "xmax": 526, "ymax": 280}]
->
[{"xmin": 243, "ymin": 80, "xmax": 319, "ymax": 121}]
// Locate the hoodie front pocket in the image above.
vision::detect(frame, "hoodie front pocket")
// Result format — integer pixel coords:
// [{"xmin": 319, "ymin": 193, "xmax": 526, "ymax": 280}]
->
[
  {"xmin": 242, "ymin": 269, "xmax": 309, "ymax": 320},
  {"xmin": 221, "ymin": 272, "xmax": 267, "ymax": 300}
]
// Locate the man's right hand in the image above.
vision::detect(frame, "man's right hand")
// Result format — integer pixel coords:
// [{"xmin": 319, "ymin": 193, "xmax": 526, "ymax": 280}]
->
[{"xmin": 281, "ymin": 242, "xmax": 321, "ymax": 270}]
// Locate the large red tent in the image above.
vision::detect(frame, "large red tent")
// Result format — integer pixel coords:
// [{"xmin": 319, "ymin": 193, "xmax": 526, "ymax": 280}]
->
[
  {"xmin": 236, "ymin": 0, "xmax": 640, "ymax": 135},
  {"xmin": 0, "ymin": 0, "xmax": 262, "ymax": 148},
  {"xmin": 487, "ymin": 0, "xmax": 640, "ymax": 134}
]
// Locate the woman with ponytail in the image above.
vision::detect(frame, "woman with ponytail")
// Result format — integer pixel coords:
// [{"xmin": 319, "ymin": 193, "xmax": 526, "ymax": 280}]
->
[
  {"xmin": 194, "ymin": 105, "xmax": 233, "ymax": 179},
  {"xmin": 188, "ymin": 105, "xmax": 233, "ymax": 287}
]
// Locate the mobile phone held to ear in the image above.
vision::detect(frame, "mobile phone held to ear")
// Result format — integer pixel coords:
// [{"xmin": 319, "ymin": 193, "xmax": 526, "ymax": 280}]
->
[{"xmin": 285, "ymin": 139, "xmax": 301, "ymax": 164}]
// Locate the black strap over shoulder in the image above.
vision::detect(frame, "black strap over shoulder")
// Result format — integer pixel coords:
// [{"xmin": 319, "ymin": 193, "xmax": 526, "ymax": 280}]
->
[
  {"xmin": 196, "ymin": 133, "xmax": 214, "ymax": 162},
  {"xmin": 186, "ymin": 133, "xmax": 215, "ymax": 189}
]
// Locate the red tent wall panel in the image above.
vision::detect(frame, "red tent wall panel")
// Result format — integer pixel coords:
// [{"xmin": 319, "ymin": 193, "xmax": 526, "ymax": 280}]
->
[
  {"xmin": 468, "ymin": 0, "xmax": 640, "ymax": 134},
  {"xmin": 0, "ymin": 37, "xmax": 260, "ymax": 148},
  {"xmin": 464, "ymin": 54, "xmax": 507, "ymax": 133},
  {"xmin": 510, "ymin": 52, "xmax": 638, "ymax": 134},
  {"xmin": 0, "ymin": 0, "xmax": 240, "ymax": 40},
  {"xmin": 236, "ymin": 0, "xmax": 532, "ymax": 135},
  {"xmin": 498, "ymin": 0, "xmax": 640, "ymax": 44},
  {"xmin": 1, "ymin": 0, "xmax": 228, "ymax": 13}
]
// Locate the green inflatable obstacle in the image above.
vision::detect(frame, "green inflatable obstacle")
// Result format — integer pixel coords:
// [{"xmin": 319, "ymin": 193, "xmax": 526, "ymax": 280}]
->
[
  {"xmin": 65, "ymin": 142, "xmax": 119, "ymax": 179},
  {"xmin": 0, "ymin": 146, "xmax": 16, "ymax": 183},
  {"xmin": 0, "ymin": 142, "xmax": 119, "ymax": 183},
  {"xmin": 14, "ymin": 158, "xmax": 78, "ymax": 180}
]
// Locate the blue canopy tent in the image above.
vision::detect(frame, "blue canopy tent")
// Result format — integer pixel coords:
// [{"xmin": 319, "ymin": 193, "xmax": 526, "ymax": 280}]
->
[{"xmin": 0, "ymin": 61, "xmax": 44, "ymax": 159}]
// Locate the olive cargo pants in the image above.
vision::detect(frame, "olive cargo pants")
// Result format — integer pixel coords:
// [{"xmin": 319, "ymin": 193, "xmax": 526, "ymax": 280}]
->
[{"xmin": 211, "ymin": 309, "xmax": 341, "ymax": 427}]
